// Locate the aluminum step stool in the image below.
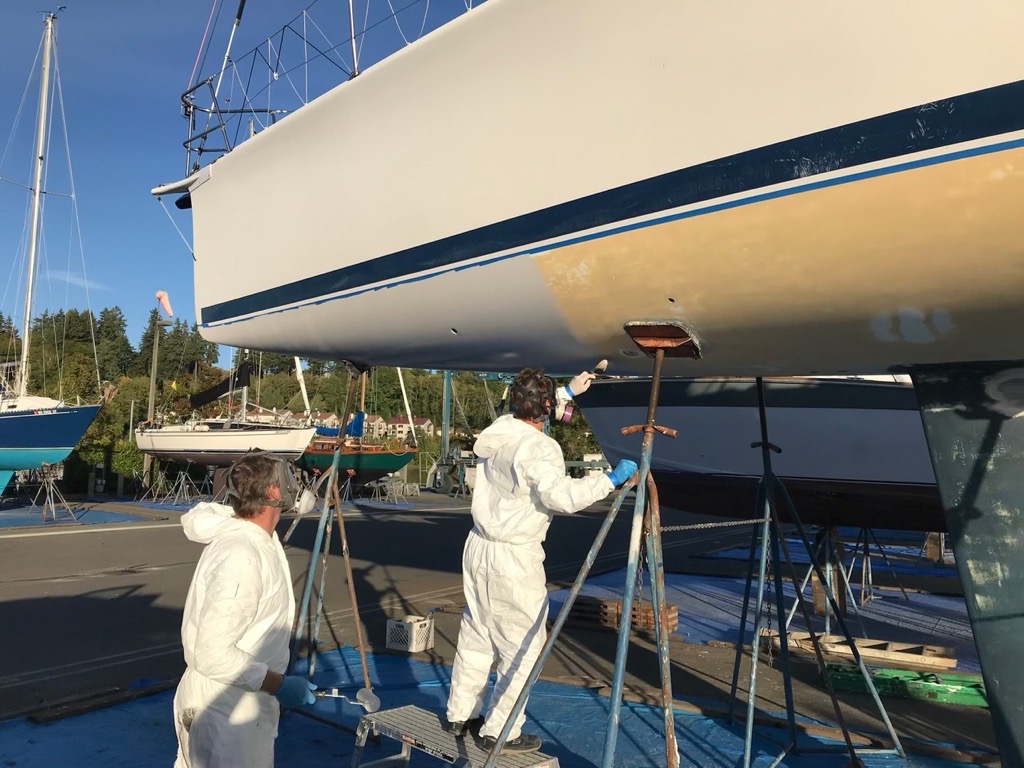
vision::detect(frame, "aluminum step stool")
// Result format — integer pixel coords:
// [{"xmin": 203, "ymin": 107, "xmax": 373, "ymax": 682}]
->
[{"xmin": 351, "ymin": 705, "xmax": 559, "ymax": 768}]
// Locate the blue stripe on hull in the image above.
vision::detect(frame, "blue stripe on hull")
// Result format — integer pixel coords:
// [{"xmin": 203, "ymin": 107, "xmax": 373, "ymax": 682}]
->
[
  {"xmin": 0, "ymin": 404, "xmax": 100, "ymax": 470},
  {"xmin": 202, "ymin": 79, "xmax": 1024, "ymax": 324}
]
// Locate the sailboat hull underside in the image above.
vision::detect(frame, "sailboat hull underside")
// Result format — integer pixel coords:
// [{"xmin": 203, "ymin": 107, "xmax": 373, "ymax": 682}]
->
[{"xmin": 176, "ymin": 0, "xmax": 1024, "ymax": 377}]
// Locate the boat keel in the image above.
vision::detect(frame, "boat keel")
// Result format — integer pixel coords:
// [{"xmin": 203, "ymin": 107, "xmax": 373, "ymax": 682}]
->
[{"xmin": 911, "ymin": 361, "xmax": 1024, "ymax": 768}]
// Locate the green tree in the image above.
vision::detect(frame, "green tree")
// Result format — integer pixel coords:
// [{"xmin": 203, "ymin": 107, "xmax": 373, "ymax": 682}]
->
[{"xmin": 95, "ymin": 307, "xmax": 135, "ymax": 380}]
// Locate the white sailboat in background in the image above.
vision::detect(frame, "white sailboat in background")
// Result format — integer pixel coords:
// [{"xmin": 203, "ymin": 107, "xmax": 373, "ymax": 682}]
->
[
  {"xmin": 134, "ymin": 356, "xmax": 315, "ymax": 467},
  {"xmin": 1, "ymin": 13, "xmax": 100, "ymax": 496}
]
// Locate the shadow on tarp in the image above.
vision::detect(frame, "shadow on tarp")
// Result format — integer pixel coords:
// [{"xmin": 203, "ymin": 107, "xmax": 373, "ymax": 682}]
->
[
  {"xmin": 548, "ymin": 570, "xmax": 979, "ymax": 674},
  {"xmin": 0, "ymin": 506, "xmax": 150, "ymax": 528},
  {"xmin": 705, "ymin": 539, "xmax": 957, "ymax": 578},
  {"xmin": 0, "ymin": 646, "xmax": 981, "ymax": 768}
]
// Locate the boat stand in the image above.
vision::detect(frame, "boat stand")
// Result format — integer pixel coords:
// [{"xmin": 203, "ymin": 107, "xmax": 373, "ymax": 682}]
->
[
  {"xmin": 782, "ymin": 528, "xmax": 868, "ymax": 640},
  {"xmin": 483, "ymin": 320, "xmax": 699, "ymax": 768},
  {"xmin": 161, "ymin": 466, "xmax": 209, "ymax": 506},
  {"xmin": 845, "ymin": 526, "xmax": 910, "ymax": 606},
  {"xmin": 726, "ymin": 378, "xmax": 904, "ymax": 768},
  {"xmin": 286, "ymin": 450, "xmax": 373, "ymax": 736},
  {"xmin": 33, "ymin": 463, "xmax": 76, "ymax": 522}
]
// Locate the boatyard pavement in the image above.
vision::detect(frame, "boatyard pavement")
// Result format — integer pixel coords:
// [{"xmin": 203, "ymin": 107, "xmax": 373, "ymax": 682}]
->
[{"xmin": 0, "ymin": 490, "xmax": 995, "ymax": 761}]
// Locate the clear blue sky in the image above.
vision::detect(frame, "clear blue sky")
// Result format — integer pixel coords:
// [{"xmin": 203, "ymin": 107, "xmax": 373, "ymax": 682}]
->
[{"xmin": 0, "ymin": 1, "xmax": 471, "ymax": 366}]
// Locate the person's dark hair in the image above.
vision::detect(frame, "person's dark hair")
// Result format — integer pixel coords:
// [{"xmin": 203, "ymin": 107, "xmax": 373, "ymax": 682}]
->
[
  {"xmin": 509, "ymin": 367, "xmax": 554, "ymax": 422},
  {"xmin": 228, "ymin": 451, "xmax": 280, "ymax": 518}
]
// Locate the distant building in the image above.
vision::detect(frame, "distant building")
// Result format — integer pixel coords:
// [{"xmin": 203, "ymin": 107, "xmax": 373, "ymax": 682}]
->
[
  {"xmin": 310, "ymin": 410, "xmax": 340, "ymax": 428},
  {"xmin": 363, "ymin": 414, "xmax": 388, "ymax": 439},
  {"xmin": 386, "ymin": 415, "xmax": 436, "ymax": 439}
]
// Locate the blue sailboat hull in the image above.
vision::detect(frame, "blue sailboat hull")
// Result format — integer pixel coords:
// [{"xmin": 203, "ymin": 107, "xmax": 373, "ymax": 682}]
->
[{"xmin": 0, "ymin": 404, "xmax": 101, "ymax": 472}]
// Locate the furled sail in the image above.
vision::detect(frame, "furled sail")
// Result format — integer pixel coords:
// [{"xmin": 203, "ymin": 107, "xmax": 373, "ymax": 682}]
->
[{"xmin": 189, "ymin": 361, "xmax": 250, "ymax": 409}]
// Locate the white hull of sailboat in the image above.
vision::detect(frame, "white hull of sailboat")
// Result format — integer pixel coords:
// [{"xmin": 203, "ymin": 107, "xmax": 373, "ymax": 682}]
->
[
  {"xmin": 134, "ymin": 423, "xmax": 316, "ymax": 466},
  {"xmin": 581, "ymin": 377, "xmax": 942, "ymax": 530},
  {"xmin": 172, "ymin": 0, "xmax": 1024, "ymax": 377}
]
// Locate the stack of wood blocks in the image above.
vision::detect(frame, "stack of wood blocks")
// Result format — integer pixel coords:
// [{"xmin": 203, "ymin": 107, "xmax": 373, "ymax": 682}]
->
[{"xmin": 563, "ymin": 596, "xmax": 679, "ymax": 632}]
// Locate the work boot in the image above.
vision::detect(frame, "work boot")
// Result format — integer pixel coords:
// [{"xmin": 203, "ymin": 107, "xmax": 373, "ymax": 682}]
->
[
  {"xmin": 479, "ymin": 733, "xmax": 542, "ymax": 754},
  {"xmin": 444, "ymin": 715, "xmax": 485, "ymax": 738}
]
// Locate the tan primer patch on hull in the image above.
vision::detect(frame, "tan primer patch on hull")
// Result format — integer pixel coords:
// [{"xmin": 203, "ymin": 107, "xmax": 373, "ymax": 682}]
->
[{"xmin": 536, "ymin": 147, "xmax": 1024, "ymax": 375}]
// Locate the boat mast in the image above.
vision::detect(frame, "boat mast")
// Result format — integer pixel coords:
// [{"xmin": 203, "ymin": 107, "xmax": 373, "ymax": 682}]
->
[
  {"xmin": 397, "ymin": 368, "xmax": 418, "ymax": 448},
  {"xmin": 358, "ymin": 370, "xmax": 367, "ymax": 446},
  {"xmin": 17, "ymin": 11, "xmax": 57, "ymax": 399}
]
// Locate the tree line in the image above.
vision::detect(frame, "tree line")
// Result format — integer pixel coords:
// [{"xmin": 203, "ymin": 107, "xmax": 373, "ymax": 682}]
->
[{"xmin": 0, "ymin": 306, "xmax": 600, "ymax": 490}]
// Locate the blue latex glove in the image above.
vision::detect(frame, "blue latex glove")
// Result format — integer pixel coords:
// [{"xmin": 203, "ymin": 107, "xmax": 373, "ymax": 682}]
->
[
  {"xmin": 275, "ymin": 676, "xmax": 316, "ymax": 708},
  {"xmin": 606, "ymin": 459, "xmax": 638, "ymax": 487}
]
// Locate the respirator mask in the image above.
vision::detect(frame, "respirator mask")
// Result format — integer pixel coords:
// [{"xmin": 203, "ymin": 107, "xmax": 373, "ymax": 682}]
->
[
  {"xmin": 547, "ymin": 381, "xmax": 574, "ymax": 424},
  {"xmin": 226, "ymin": 451, "xmax": 316, "ymax": 516}
]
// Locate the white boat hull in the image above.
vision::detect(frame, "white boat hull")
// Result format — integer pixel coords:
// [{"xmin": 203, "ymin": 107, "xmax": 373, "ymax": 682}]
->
[
  {"xmin": 580, "ymin": 377, "xmax": 942, "ymax": 531},
  {"xmin": 171, "ymin": 0, "xmax": 1024, "ymax": 377},
  {"xmin": 134, "ymin": 423, "xmax": 316, "ymax": 467}
]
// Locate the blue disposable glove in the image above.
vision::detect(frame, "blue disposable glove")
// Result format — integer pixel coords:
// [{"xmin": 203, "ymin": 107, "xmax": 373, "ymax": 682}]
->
[
  {"xmin": 275, "ymin": 675, "xmax": 316, "ymax": 708},
  {"xmin": 606, "ymin": 459, "xmax": 638, "ymax": 487}
]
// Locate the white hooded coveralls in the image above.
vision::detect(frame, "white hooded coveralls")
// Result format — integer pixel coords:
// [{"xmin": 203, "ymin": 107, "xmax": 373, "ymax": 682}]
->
[
  {"xmin": 446, "ymin": 413, "xmax": 613, "ymax": 740},
  {"xmin": 173, "ymin": 502, "xmax": 295, "ymax": 768}
]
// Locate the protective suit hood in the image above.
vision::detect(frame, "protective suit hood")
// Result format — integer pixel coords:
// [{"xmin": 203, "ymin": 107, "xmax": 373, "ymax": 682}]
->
[{"xmin": 181, "ymin": 501, "xmax": 245, "ymax": 545}]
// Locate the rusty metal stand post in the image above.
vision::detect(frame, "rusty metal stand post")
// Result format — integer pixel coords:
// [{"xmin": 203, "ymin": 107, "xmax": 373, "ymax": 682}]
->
[{"xmin": 601, "ymin": 321, "xmax": 700, "ymax": 768}]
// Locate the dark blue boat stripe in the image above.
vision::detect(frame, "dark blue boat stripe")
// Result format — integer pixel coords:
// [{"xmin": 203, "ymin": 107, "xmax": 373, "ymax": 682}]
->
[{"xmin": 203, "ymin": 79, "xmax": 1024, "ymax": 325}]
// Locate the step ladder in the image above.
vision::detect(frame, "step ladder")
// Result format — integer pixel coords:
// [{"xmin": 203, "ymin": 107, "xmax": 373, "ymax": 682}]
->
[{"xmin": 350, "ymin": 705, "xmax": 560, "ymax": 768}]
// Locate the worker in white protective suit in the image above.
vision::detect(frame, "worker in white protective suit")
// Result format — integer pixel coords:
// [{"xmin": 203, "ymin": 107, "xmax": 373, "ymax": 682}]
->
[
  {"xmin": 173, "ymin": 451, "xmax": 315, "ymax": 768},
  {"xmin": 445, "ymin": 367, "xmax": 638, "ymax": 754}
]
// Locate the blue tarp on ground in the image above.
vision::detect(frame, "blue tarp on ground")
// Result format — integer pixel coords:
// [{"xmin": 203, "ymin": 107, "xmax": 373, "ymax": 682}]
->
[
  {"xmin": 549, "ymin": 570, "xmax": 979, "ymax": 673},
  {"xmin": 0, "ymin": 647, "xmax": 984, "ymax": 767},
  {"xmin": 704, "ymin": 538, "xmax": 958, "ymax": 578},
  {"xmin": 0, "ymin": 506, "xmax": 150, "ymax": 528}
]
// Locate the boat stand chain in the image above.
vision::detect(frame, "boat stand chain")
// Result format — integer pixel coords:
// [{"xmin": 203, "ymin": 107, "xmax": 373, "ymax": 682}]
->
[
  {"xmin": 726, "ymin": 377, "xmax": 905, "ymax": 768},
  {"xmin": 33, "ymin": 462, "xmax": 76, "ymax": 522},
  {"xmin": 483, "ymin": 321, "xmax": 699, "ymax": 768},
  {"xmin": 284, "ymin": 449, "xmax": 371, "ymax": 737}
]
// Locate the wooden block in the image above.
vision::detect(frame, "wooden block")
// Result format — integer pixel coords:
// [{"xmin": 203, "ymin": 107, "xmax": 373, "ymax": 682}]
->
[
  {"xmin": 763, "ymin": 630, "xmax": 957, "ymax": 671},
  {"xmin": 564, "ymin": 597, "xmax": 678, "ymax": 632}
]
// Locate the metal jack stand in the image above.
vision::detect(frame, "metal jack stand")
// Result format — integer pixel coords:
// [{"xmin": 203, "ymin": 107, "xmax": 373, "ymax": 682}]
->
[
  {"xmin": 483, "ymin": 320, "xmax": 699, "ymax": 768},
  {"xmin": 846, "ymin": 526, "xmax": 910, "ymax": 606},
  {"xmin": 33, "ymin": 462, "xmax": 76, "ymax": 521},
  {"xmin": 726, "ymin": 378, "xmax": 905, "ymax": 768},
  {"xmin": 286, "ymin": 450, "xmax": 373, "ymax": 737}
]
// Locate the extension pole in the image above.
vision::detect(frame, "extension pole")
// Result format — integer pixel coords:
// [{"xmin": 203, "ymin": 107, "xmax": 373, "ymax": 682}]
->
[{"xmin": 333, "ymin": 452, "xmax": 372, "ymax": 691}]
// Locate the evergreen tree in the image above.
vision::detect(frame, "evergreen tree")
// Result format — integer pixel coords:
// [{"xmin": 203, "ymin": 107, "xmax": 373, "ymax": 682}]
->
[{"xmin": 95, "ymin": 307, "xmax": 135, "ymax": 380}]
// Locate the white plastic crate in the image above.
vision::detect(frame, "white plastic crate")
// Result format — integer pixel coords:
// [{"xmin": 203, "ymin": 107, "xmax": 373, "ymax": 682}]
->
[{"xmin": 386, "ymin": 613, "xmax": 435, "ymax": 653}]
